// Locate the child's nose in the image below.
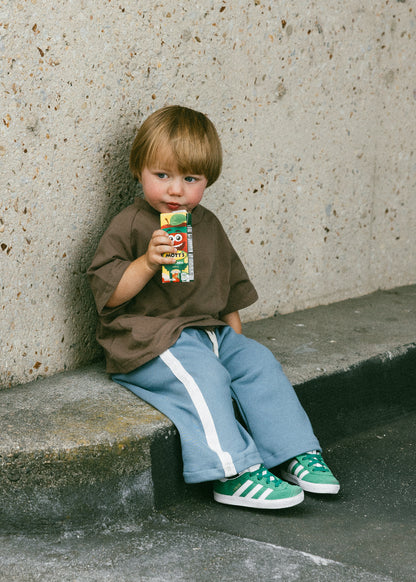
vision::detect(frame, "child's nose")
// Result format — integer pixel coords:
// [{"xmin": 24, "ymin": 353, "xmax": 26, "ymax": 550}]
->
[{"xmin": 168, "ymin": 178, "xmax": 183, "ymax": 196}]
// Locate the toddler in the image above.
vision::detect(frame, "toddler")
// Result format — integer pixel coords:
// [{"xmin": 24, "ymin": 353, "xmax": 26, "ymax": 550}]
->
[{"xmin": 87, "ymin": 105, "xmax": 340, "ymax": 509}]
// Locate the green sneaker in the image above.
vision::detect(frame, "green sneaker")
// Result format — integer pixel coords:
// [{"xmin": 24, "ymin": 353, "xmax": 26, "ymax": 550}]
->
[
  {"xmin": 280, "ymin": 451, "xmax": 340, "ymax": 494},
  {"xmin": 213, "ymin": 464, "xmax": 304, "ymax": 509}
]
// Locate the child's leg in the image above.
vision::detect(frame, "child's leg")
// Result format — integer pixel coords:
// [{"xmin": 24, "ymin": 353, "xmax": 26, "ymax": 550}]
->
[
  {"xmin": 215, "ymin": 326, "xmax": 321, "ymax": 468},
  {"xmin": 113, "ymin": 328, "xmax": 263, "ymax": 484}
]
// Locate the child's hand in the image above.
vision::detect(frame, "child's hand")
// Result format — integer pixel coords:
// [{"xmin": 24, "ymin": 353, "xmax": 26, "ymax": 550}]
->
[
  {"xmin": 145, "ymin": 229, "xmax": 177, "ymax": 271},
  {"xmin": 106, "ymin": 229, "xmax": 176, "ymax": 307}
]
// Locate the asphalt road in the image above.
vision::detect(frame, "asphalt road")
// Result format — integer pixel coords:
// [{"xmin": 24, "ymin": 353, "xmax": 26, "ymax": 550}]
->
[{"xmin": 1, "ymin": 412, "xmax": 414, "ymax": 582}]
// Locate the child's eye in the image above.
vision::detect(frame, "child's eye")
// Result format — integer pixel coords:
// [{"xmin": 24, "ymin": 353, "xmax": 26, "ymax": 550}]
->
[
  {"xmin": 157, "ymin": 173, "xmax": 168, "ymax": 179},
  {"xmin": 184, "ymin": 176, "xmax": 197, "ymax": 183}
]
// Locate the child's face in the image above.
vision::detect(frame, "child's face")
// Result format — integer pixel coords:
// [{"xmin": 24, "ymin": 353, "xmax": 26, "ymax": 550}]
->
[{"xmin": 140, "ymin": 163, "xmax": 208, "ymax": 214}]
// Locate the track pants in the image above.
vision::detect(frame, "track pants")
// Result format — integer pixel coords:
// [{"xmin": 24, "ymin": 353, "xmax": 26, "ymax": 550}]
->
[{"xmin": 113, "ymin": 327, "xmax": 320, "ymax": 484}]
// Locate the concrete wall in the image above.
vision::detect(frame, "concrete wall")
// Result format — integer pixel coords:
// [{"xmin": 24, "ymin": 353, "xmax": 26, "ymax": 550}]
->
[{"xmin": 1, "ymin": 0, "xmax": 415, "ymax": 389}]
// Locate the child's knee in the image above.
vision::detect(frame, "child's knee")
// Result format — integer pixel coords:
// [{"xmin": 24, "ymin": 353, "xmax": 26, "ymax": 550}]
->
[
  {"xmin": 249, "ymin": 336, "xmax": 278, "ymax": 359},
  {"xmin": 239, "ymin": 337, "xmax": 283, "ymax": 373}
]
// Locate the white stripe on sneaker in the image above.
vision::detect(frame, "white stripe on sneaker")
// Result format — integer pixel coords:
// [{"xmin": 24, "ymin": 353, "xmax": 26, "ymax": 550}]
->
[
  {"xmin": 234, "ymin": 481, "xmax": 253, "ymax": 496},
  {"xmin": 288, "ymin": 460, "xmax": 297, "ymax": 472},
  {"xmin": 244, "ymin": 484, "xmax": 263, "ymax": 499},
  {"xmin": 258, "ymin": 487, "xmax": 274, "ymax": 500}
]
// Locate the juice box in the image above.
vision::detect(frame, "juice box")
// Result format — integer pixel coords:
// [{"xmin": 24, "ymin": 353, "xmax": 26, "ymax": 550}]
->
[{"xmin": 160, "ymin": 210, "xmax": 194, "ymax": 283}]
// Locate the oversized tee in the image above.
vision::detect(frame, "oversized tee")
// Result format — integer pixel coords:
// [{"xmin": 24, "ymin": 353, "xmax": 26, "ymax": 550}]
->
[{"xmin": 87, "ymin": 198, "xmax": 258, "ymax": 373}]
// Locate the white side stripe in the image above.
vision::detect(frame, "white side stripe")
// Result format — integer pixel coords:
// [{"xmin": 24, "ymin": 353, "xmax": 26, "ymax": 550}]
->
[
  {"xmin": 160, "ymin": 349, "xmax": 236, "ymax": 477},
  {"xmin": 288, "ymin": 460, "xmax": 297, "ymax": 472},
  {"xmin": 245, "ymin": 484, "xmax": 262, "ymax": 499},
  {"xmin": 234, "ymin": 481, "xmax": 252, "ymax": 496},
  {"xmin": 258, "ymin": 487, "xmax": 274, "ymax": 500},
  {"xmin": 294, "ymin": 465, "xmax": 306, "ymax": 477}
]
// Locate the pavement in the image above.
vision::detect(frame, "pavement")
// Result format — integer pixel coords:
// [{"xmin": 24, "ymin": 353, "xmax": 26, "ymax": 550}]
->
[
  {"xmin": 1, "ymin": 412, "xmax": 414, "ymax": 581},
  {"xmin": 0, "ymin": 285, "xmax": 415, "ymax": 580}
]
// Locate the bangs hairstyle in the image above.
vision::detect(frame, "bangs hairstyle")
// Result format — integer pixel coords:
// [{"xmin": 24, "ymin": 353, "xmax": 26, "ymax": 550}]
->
[{"xmin": 129, "ymin": 105, "xmax": 222, "ymax": 187}]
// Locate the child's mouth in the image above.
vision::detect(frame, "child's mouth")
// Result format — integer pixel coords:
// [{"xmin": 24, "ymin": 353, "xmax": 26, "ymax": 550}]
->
[{"xmin": 167, "ymin": 203, "xmax": 181, "ymax": 211}]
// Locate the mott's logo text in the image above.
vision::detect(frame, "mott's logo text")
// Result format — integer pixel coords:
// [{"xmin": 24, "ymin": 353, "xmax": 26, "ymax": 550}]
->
[
  {"xmin": 160, "ymin": 211, "xmax": 194, "ymax": 283},
  {"xmin": 165, "ymin": 251, "xmax": 186, "ymax": 259}
]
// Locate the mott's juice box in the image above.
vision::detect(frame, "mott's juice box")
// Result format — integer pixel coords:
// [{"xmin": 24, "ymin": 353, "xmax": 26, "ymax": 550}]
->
[{"xmin": 160, "ymin": 210, "xmax": 194, "ymax": 283}]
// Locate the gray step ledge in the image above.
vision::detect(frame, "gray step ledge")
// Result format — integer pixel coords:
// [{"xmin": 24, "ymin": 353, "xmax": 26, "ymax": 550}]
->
[{"xmin": 1, "ymin": 285, "xmax": 415, "ymax": 530}]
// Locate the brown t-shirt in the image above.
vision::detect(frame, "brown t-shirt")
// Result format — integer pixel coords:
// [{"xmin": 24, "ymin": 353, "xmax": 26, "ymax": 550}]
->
[{"xmin": 87, "ymin": 198, "xmax": 258, "ymax": 373}]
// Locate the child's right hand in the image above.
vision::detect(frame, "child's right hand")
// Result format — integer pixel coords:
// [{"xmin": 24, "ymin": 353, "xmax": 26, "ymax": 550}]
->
[
  {"xmin": 106, "ymin": 229, "xmax": 177, "ymax": 308},
  {"xmin": 145, "ymin": 229, "xmax": 177, "ymax": 271}
]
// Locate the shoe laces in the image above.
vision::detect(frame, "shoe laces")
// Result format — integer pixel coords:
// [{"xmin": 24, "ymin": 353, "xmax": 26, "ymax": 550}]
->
[
  {"xmin": 251, "ymin": 466, "xmax": 282, "ymax": 486},
  {"xmin": 300, "ymin": 451, "xmax": 329, "ymax": 473}
]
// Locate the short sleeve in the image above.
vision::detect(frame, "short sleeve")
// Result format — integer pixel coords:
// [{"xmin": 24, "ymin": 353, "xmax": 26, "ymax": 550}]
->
[
  {"xmin": 87, "ymin": 210, "xmax": 136, "ymax": 314},
  {"xmin": 222, "ymin": 256, "xmax": 258, "ymax": 315}
]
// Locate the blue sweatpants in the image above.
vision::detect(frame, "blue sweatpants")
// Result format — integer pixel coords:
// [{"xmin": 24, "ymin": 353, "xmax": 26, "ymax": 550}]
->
[{"xmin": 113, "ymin": 327, "xmax": 320, "ymax": 484}]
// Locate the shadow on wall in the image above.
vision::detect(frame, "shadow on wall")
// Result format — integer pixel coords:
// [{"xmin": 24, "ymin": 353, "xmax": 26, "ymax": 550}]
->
[{"xmin": 63, "ymin": 121, "xmax": 141, "ymax": 370}]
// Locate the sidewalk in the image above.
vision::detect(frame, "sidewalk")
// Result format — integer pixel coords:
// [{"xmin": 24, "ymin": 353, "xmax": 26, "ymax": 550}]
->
[
  {"xmin": 1, "ymin": 285, "xmax": 415, "ymax": 529},
  {"xmin": 2, "ymin": 411, "xmax": 414, "ymax": 581}
]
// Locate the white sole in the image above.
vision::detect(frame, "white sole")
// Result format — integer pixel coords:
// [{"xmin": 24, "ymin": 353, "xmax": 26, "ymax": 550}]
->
[
  {"xmin": 280, "ymin": 470, "xmax": 340, "ymax": 494},
  {"xmin": 213, "ymin": 489, "xmax": 304, "ymax": 509}
]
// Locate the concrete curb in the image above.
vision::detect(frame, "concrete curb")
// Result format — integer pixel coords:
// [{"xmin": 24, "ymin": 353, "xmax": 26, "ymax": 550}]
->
[
  {"xmin": 1, "ymin": 285, "xmax": 415, "ymax": 530},
  {"xmin": 0, "ymin": 365, "xmax": 175, "ymax": 529}
]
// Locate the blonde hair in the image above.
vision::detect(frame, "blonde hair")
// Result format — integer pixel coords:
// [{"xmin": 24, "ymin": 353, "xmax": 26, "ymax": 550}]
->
[{"xmin": 129, "ymin": 105, "xmax": 222, "ymax": 187}]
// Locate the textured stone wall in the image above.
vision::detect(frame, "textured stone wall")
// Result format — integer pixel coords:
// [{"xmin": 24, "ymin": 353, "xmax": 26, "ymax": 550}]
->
[{"xmin": 1, "ymin": 0, "xmax": 415, "ymax": 388}]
